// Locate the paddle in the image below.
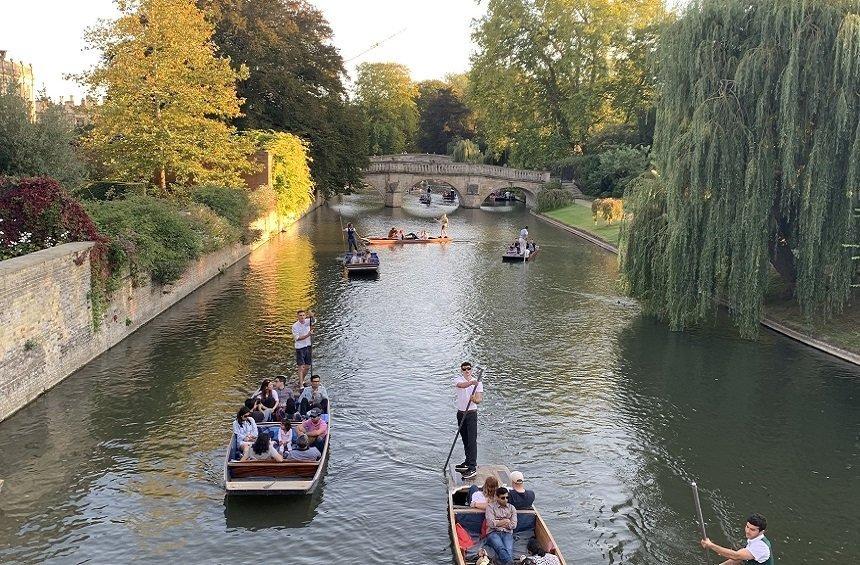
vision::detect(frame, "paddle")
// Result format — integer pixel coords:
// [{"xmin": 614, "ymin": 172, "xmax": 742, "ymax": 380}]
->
[
  {"xmin": 442, "ymin": 366, "xmax": 484, "ymax": 474},
  {"xmin": 691, "ymin": 481, "xmax": 711, "ymax": 565}
]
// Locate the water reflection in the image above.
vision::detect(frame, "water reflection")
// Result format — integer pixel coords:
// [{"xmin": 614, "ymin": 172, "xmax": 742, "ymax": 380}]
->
[{"xmin": 0, "ymin": 197, "xmax": 857, "ymax": 564}]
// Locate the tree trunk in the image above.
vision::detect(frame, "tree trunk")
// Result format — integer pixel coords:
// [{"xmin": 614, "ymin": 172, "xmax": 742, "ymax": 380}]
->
[{"xmin": 160, "ymin": 167, "xmax": 167, "ymax": 193}]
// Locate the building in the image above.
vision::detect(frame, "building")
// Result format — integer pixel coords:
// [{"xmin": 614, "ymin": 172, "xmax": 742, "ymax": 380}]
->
[
  {"xmin": 36, "ymin": 95, "xmax": 97, "ymax": 128},
  {"xmin": 0, "ymin": 50, "xmax": 36, "ymax": 119}
]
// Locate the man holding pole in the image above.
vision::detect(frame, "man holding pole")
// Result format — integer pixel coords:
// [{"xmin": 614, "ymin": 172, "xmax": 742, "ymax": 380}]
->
[
  {"xmin": 292, "ymin": 309, "xmax": 315, "ymax": 389},
  {"xmin": 700, "ymin": 513, "xmax": 773, "ymax": 564},
  {"xmin": 453, "ymin": 361, "xmax": 483, "ymax": 479}
]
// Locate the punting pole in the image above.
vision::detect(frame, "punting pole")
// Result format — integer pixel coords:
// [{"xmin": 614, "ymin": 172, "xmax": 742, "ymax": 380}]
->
[
  {"xmin": 691, "ymin": 481, "xmax": 707, "ymax": 540},
  {"xmin": 442, "ymin": 366, "xmax": 484, "ymax": 474}
]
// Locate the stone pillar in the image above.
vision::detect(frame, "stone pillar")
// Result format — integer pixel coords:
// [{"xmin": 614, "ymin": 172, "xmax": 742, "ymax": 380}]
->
[
  {"xmin": 384, "ymin": 179, "xmax": 402, "ymax": 208},
  {"xmin": 460, "ymin": 182, "xmax": 483, "ymax": 208}
]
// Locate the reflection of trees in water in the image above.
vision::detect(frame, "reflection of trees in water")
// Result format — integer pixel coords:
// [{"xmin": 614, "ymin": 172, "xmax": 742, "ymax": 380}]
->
[
  {"xmin": 612, "ymin": 315, "xmax": 860, "ymax": 563},
  {"xmin": 223, "ymin": 479, "xmax": 325, "ymax": 530}
]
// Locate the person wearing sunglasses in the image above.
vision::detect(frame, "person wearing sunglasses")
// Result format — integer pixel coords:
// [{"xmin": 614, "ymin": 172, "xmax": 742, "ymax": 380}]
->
[
  {"xmin": 453, "ymin": 361, "xmax": 483, "ymax": 479},
  {"xmin": 484, "ymin": 486, "xmax": 517, "ymax": 564}
]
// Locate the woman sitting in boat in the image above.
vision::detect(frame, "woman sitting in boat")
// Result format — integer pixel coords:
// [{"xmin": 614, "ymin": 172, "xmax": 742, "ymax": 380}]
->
[
  {"xmin": 241, "ymin": 431, "xmax": 284, "ymax": 462},
  {"xmin": 469, "ymin": 475, "xmax": 500, "ymax": 510},
  {"xmin": 252, "ymin": 379, "xmax": 278, "ymax": 421},
  {"xmin": 233, "ymin": 406, "xmax": 258, "ymax": 450},
  {"xmin": 274, "ymin": 417, "xmax": 295, "ymax": 456},
  {"xmin": 419, "ymin": 229, "xmax": 429, "ymax": 240}
]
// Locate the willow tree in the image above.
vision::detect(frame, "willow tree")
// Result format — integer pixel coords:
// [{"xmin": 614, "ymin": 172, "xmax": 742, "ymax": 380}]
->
[{"xmin": 620, "ymin": 0, "xmax": 860, "ymax": 335}]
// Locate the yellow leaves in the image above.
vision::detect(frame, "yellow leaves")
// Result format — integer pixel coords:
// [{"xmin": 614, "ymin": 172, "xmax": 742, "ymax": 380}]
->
[
  {"xmin": 79, "ymin": 0, "xmax": 252, "ymax": 191},
  {"xmin": 247, "ymin": 131, "xmax": 315, "ymax": 220}
]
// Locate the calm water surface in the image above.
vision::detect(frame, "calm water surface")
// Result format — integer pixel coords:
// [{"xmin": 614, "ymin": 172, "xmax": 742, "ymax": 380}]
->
[{"xmin": 0, "ymin": 195, "xmax": 857, "ymax": 564}]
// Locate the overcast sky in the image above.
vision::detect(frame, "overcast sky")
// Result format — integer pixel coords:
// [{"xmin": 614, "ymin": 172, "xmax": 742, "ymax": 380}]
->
[{"xmin": 0, "ymin": 0, "xmax": 485, "ymax": 99}]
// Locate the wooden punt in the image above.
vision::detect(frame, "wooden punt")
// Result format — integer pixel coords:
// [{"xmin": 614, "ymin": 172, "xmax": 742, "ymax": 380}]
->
[
  {"xmin": 343, "ymin": 251, "xmax": 379, "ymax": 273},
  {"xmin": 363, "ymin": 236, "xmax": 451, "ymax": 245},
  {"xmin": 224, "ymin": 413, "xmax": 331, "ymax": 495},
  {"xmin": 446, "ymin": 464, "xmax": 566, "ymax": 565},
  {"xmin": 502, "ymin": 245, "xmax": 540, "ymax": 262}
]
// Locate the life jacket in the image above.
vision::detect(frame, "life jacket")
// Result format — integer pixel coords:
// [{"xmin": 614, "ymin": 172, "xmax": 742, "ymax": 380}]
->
[{"xmin": 745, "ymin": 536, "xmax": 773, "ymax": 565}]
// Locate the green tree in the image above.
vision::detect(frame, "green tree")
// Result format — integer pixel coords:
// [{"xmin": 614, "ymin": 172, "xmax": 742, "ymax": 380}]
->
[
  {"xmin": 354, "ymin": 62, "xmax": 418, "ymax": 155},
  {"xmin": 416, "ymin": 79, "xmax": 475, "ymax": 154},
  {"xmin": 247, "ymin": 131, "xmax": 315, "ymax": 220},
  {"xmin": 79, "ymin": 0, "xmax": 254, "ymax": 194},
  {"xmin": 0, "ymin": 89, "xmax": 86, "ymax": 188},
  {"xmin": 620, "ymin": 0, "xmax": 860, "ymax": 336},
  {"xmin": 450, "ymin": 139, "xmax": 482, "ymax": 163},
  {"xmin": 469, "ymin": 0, "xmax": 667, "ymax": 168},
  {"xmin": 201, "ymin": 0, "xmax": 368, "ymax": 196}
]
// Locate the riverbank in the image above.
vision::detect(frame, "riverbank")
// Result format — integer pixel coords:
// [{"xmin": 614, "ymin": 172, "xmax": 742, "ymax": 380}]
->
[
  {"xmin": 0, "ymin": 200, "xmax": 321, "ymax": 423},
  {"xmin": 533, "ymin": 204, "xmax": 860, "ymax": 366}
]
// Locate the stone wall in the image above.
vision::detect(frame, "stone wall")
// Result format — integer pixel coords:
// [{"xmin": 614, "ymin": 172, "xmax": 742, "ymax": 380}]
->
[{"xmin": 0, "ymin": 201, "xmax": 320, "ymax": 422}]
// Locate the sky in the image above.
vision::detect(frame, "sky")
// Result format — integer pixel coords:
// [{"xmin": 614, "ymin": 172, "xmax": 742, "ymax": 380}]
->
[{"xmin": 0, "ymin": 0, "xmax": 485, "ymax": 100}]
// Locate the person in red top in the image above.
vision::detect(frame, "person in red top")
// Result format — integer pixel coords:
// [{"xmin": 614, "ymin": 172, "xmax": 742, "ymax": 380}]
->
[{"xmin": 297, "ymin": 408, "xmax": 328, "ymax": 451}]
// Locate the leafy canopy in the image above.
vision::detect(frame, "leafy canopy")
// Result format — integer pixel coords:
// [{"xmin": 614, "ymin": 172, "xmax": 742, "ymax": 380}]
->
[
  {"xmin": 416, "ymin": 77, "xmax": 476, "ymax": 155},
  {"xmin": 202, "ymin": 0, "xmax": 368, "ymax": 196},
  {"xmin": 469, "ymin": 0, "xmax": 667, "ymax": 168},
  {"xmin": 354, "ymin": 62, "xmax": 418, "ymax": 155},
  {"xmin": 620, "ymin": 0, "xmax": 860, "ymax": 335},
  {"xmin": 79, "ymin": 0, "xmax": 254, "ymax": 193}
]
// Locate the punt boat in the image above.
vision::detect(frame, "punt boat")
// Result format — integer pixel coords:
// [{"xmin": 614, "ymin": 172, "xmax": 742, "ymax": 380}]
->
[
  {"xmin": 447, "ymin": 464, "xmax": 566, "ymax": 565},
  {"xmin": 502, "ymin": 245, "xmax": 539, "ymax": 262},
  {"xmin": 343, "ymin": 251, "xmax": 379, "ymax": 274},
  {"xmin": 363, "ymin": 236, "xmax": 451, "ymax": 245},
  {"xmin": 224, "ymin": 412, "xmax": 331, "ymax": 495}
]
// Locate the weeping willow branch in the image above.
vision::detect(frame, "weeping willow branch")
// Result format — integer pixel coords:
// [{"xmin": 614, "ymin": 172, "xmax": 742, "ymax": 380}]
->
[{"xmin": 620, "ymin": 0, "xmax": 860, "ymax": 337}]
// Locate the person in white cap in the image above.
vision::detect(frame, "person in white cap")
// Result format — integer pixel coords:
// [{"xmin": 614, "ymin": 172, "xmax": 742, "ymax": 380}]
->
[{"xmin": 508, "ymin": 470, "xmax": 535, "ymax": 510}]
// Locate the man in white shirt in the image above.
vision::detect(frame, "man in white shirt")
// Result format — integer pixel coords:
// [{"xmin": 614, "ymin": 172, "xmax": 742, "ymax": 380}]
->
[
  {"xmin": 291, "ymin": 309, "xmax": 315, "ymax": 389},
  {"xmin": 453, "ymin": 361, "xmax": 483, "ymax": 479},
  {"xmin": 518, "ymin": 226, "xmax": 528, "ymax": 255},
  {"xmin": 700, "ymin": 513, "xmax": 773, "ymax": 564}
]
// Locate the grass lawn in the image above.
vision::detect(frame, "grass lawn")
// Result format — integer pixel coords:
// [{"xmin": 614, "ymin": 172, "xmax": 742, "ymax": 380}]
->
[
  {"xmin": 765, "ymin": 296, "xmax": 860, "ymax": 355},
  {"xmin": 544, "ymin": 202, "xmax": 621, "ymax": 246}
]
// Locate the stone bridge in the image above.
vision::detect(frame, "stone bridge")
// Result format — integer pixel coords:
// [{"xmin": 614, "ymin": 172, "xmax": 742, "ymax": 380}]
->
[{"xmin": 363, "ymin": 154, "xmax": 550, "ymax": 208}]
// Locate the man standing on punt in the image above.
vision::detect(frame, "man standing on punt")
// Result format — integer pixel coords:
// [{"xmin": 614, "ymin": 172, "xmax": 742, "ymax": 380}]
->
[
  {"xmin": 292, "ymin": 309, "xmax": 315, "ymax": 388},
  {"xmin": 700, "ymin": 513, "xmax": 773, "ymax": 565},
  {"xmin": 454, "ymin": 361, "xmax": 483, "ymax": 479}
]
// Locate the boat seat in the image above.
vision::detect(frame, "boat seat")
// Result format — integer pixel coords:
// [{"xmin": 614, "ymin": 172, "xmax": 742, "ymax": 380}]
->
[{"xmin": 460, "ymin": 527, "xmax": 536, "ymax": 563}]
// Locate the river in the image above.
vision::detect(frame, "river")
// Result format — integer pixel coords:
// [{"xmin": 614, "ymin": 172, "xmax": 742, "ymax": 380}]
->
[{"xmin": 0, "ymin": 194, "xmax": 857, "ymax": 564}]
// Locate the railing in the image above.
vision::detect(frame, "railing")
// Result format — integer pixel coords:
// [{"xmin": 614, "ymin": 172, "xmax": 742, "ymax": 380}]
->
[{"xmin": 365, "ymin": 160, "xmax": 550, "ymax": 184}]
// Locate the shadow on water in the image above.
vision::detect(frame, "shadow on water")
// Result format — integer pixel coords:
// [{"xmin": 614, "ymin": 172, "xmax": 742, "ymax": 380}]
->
[{"xmin": 224, "ymin": 488, "xmax": 324, "ymax": 530}]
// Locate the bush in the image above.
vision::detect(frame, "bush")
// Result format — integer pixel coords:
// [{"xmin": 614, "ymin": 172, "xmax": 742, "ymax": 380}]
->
[
  {"xmin": 535, "ymin": 188, "xmax": 575, "ymax": 213},
  {"xmin": 548, "ymin": 154, "xmax": 601, "ymax": 186},
  {"xmin": 592, "ymin": 198, "xmax": 625, "ymax": 225},
  {"xmin": 550, "ymin": 146, "xmax": 650, "ymax": 197},
  {"xmin": 185, "ymin": 204, "xmax": 241, "ymax": 253},
  {"xmin": 86, "ymin": 196, "xmax": 204, "ymax": 285},
  {"xmin": 76, "ymin": 181, "xmax": 147, "ymax": 201},
  {"xmin": 0, "ymin": 176, "xmax": 104, "ymax": 260},
  {"xmin": 190, "ymin": 185, "xmax": 261, "ymax": 244}
]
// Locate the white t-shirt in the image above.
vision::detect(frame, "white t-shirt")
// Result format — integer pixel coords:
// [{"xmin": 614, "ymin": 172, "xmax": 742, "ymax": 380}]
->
[
  {"xmin": 519, "ymin": 228, "xmax": 528, "ymax": 239},
  {"xmin": 246, "ymin": 444, "xmax": 280, "ymax": 461},
  {"xmin": 292, "ymin": 319, "xmax": 312, "ymax": 349},
  {"xmin": 470, "ymin": 491, "xmax": 487, "ymax": 507},
  {"xmin": 745, "ymin": 535, "xmax": 771, "ymax": 563},
  {"xmin": 454, "ymin": 375, "xmax": 484, "ymax": 411}
]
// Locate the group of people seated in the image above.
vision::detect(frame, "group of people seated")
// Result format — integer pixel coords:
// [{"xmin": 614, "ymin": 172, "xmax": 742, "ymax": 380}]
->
[
  {"xmin": 386, "ymin": 227, "xmax": 431, "ymax": 240},
  {"xmin": 507, "ymin": 240, "xmax": 536, "ymax": 257},
  {"xmin": 348, "ymin": 250, "xmax": 375, "ymax": 264},
  {"xmin": 463, "ymin": 471, "xmax": 558, "ymax": 565},
  {"xmin": 230, "ymin": 374, "xmax": 329, "ymax": 462}
]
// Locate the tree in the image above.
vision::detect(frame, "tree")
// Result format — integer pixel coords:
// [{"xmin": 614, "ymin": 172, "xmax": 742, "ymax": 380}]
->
[
  {"xmin": 416, "ymin": 79, "xmax": 475, "ymax": 154},
  {"xmin": 79, "ymin": 0, "xmax": 254, "ymax": 194},
  {"xmin": 247, "ymin": 131, "xmax": 315, "ymax": 220},
  {"xmin": 620, "ymin": 0, "xmax": 860, "ymax": 336},
  {"xmin": 201, "ymin": 0, "xmax": 368, "ymax": 196},
  {"xmin": 450, "ymin": 139, "xmax": 482, "ymax": 163},
  {"xmin": 469, "ymin": 0, "xmax": 667, "ymax": 168},
  {"xmin": 354, "ymin": 63, "xmax": 418, "ymax": 155},
  {"xmin": 0, "ymin": 89, "xmax": 87, "ymax": 188}
]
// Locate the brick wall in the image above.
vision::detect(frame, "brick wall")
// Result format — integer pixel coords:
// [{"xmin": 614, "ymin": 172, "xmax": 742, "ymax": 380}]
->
[{"xmin": 0, "ymin": 200, "xmax": 321, "ymax": 422}]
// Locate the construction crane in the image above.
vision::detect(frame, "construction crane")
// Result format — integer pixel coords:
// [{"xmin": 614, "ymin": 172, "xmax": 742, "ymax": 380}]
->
[{"xmin": 345, "ymin": 27, "xmax": 407, "ymax": 63}]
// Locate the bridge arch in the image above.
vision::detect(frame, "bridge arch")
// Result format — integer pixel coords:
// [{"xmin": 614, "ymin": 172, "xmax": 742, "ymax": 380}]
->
[{"xmin": 362, "ymin": 154, "xmax": 550, "ymax": 209}]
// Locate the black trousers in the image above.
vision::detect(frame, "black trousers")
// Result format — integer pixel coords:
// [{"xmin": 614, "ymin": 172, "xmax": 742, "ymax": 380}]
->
[
  {"xmin": 300, "ymin": 397, "xmax": 329, "ymax": 416},
  {"xmin": 457, "ymin": 410, "xmax": 478, "ymax": 467},
  {"xmin": 348, "ymin": 237, "xmax": 359, "ymax": 252}
]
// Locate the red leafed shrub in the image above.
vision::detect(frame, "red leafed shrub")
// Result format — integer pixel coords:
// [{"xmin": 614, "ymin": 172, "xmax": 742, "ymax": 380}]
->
[{"xmin": 0, "ymin": 176, "xmax": 105, "ymax": 260}]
